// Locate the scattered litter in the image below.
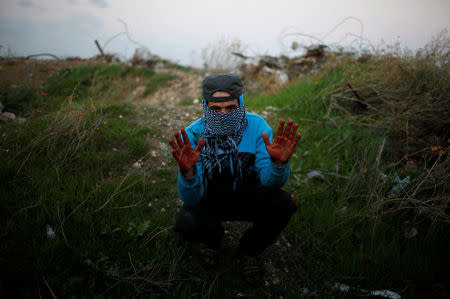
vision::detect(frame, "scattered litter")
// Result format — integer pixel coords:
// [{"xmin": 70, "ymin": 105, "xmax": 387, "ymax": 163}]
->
[
  {"xmin": 362, "ymin": 289, "xmax": 401, "ymax": 299},
  {"xmin": 331, "ymin": 282, "xmax": 401, "ymax": 299},
  {"xmin": 185, "ymin": 113, "xmax": 189, "ymax": 117},
  {"xmin": 112, "ymin": 147, "xmax": 118, "ymax": 152},
  {"xmin": 300, "ymin": 287, "xmax": 316, "ymax": 295},
  {"xmin": 404, "ymin": 227, "xmax": 418, "ymax": 239},
  {"xmin": 193, "ymin": 98, "xmax": 199, "ymax": 104},
  {"xmin": 147, "ymin": 202, "xmax": 152, "ymax": 207},
  {"xmin": 133, "ymin": 159, "xmax": 143, "ymax": 169},
  {"xmin": 151, "ymin": 150, "xmax": 157, "ymax": 157},
  {"xmin": 1, "ymin": 111, "xmax": 16, "ymax": 122},
  {"xmin": 333, "ymin": 282, "xmax": 350, "ymax": 292},
  {"xmin": 46, "ymin": 224, "xmax": 55, "ymax": 239},
  {"xmin": 306, "ymin": 170, "xmax": 325, "ymax": 180},
  {"xmin": 340, "ymin": 206, "xmax": 348, "ymax": 213},
  {"xmin": 380, "ymin": 173, "xmax": 389, "ymax": 180},
  {"xmin": 118, "ymin": 114, "xmax": 123, "ymax": 119},
  {"xmin": 387, "ymin": 176, "xmax": 410, "ymax": 198}
]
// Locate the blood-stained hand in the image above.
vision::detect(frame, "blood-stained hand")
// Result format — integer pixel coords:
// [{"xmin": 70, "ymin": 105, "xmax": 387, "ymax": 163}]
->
[
  {"xmin": 169, "ymin": 129, "xmax": 205, "ymax": 178},
  {"xmin": 262, "ymin": 119, "xmax": 301, "ymax": 165}
]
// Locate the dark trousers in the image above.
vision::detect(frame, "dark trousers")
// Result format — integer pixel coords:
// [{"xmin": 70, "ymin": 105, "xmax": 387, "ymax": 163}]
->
[{"xmin": 174, "ymin": 186, "xmax": 297, "ymax": 256}]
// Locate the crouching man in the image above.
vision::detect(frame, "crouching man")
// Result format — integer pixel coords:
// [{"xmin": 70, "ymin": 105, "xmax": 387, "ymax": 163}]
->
[{"xmin": 169, "ymin": 74, "xmax": 301, "ymax": 286}]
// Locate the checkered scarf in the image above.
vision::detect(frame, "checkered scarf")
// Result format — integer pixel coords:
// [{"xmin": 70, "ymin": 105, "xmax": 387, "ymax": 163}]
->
[{"xmin": 200, "ymin": 100, "xmax": 248, "ymax": 183}]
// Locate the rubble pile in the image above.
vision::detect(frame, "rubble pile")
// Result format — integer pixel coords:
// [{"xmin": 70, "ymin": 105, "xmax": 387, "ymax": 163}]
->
[{"xmin": 234, "ymin": 45, "xmax": 330, "ymax": 91}]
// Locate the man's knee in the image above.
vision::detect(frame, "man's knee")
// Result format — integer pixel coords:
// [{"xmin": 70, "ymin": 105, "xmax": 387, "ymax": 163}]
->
[
  {"xmin": 175, "ymin": 206, "xmax": 197, "ymax": 234},
  {"xmin": 266, "ymin": 189, "xmax": 297, "ymax": 225},
  {"xmin": 278, "ymin": 190, "xmax": 297, "ymax": 218}
]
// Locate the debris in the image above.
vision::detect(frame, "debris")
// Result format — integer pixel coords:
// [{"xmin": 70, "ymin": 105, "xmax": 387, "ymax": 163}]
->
[
  {"xmin": 112, "ymin": 147, "xmax": 118, "ymax": 152},
  {"xmin": 333, "ymin": 282, "xmax": 350, "ymax": 292},
  {"xmin": 193, "ymin": 98, "xmax": 199, "ymax": 104},
  {"xmin": 387, "ymin": 176, "xmax": 410, "ymax": 198},
  {"xmin": 46, "ymin": 224, "xmax": 55, "ymax": 239},
  {"xmin": 362, "ymin": 289, "xmax": 401, "ymax": 299},
  {"xmin": 0, "ymin": 111, "xmax": 16, "ymax": 122},
  {"xmin": 132, "ymin": 159, "xmax": 143, "ymax": 169},
  {"xmin": 306, "ymin": 170, "xmax": 325, "ymax": 180},
  {"xmin": 404, "ymin": 227, "xmax": 418, "ymax": 239},
  {"xmin": 330, "ymin": 282, "xmax": 401, "ymax": 299}
]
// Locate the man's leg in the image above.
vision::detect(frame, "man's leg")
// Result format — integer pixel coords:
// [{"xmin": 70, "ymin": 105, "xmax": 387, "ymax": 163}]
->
[
  {"xmin": 234, "ymin": 188, "xmax": 297, "ymax": 256},
  {"xmin": 174, "ymin": 203, "xmax": 224, "ymax": 249}
]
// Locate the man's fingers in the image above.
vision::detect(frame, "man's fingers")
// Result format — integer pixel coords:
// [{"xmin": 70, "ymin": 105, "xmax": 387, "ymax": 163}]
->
[
  {"xmin": 284, "ymin": 119, "xmax": 294, "ymax": 137},
  {"xmin": 181, "ymin": 129, "xmax": 191, "ymax": 146},
  {"xmin": 289, "ymin": 123, "xmax": 299, "ymax": 140},
  {"xmin": 293, "ymin": 132, "xmax": 302, "ymax": 147},
  {"xmin": 196, "ymin": 137, "xmax": 206, "ymax": 151},
  {"xmin": 174, "ymin": 131, "xmax": 184, "ymax": 148},
  {"xmin": 276, "ymin": 119, "xmax": 285, "ymax": 137},
  {"xmin": 262, "ymin": 132, "xmax": 271, "ymax": 147},
  {"xmin": 168, "ymin": 138, "xmax": 179, "ymax": 151}
]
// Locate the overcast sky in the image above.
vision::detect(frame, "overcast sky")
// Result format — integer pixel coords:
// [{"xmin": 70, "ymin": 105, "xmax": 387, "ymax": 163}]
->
[{"xmin": 0, "ymin": 0, "xmax": 448, "ymax": 66}]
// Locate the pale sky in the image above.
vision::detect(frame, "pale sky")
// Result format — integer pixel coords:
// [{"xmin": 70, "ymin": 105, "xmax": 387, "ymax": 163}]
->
[{"xmin": 0, "ymin": 0, "xmax": 449, "ymax": 66}]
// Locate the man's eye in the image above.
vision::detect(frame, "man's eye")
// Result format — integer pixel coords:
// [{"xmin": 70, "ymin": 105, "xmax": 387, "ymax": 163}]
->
[
  {"xmin": 226, "ymin": 105, "xmax": 238, "ymax": 111},
  {"xmin": 211, "ymin": 107, "xmax": 220, "ymax": 112}
]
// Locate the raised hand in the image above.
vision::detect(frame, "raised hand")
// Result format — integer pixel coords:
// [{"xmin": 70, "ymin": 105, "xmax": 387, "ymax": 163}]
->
[
  {"xmin": 262, "ymin": 119, "xmax": 301, "ymax": 165},
  {"xmin": 169, "ymin": 129, "xmax": 205, "ymax": 177}
]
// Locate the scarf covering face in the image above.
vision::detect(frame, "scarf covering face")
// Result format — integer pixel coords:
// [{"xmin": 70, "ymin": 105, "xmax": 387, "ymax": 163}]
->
[{"xmin": 200, "ymin": 99, "xmax": 248, "ymax": 182}]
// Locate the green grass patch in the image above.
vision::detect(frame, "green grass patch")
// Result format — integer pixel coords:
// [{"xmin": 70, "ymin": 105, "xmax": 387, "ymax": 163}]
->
[{"xmin": 143, "ymin": 73, "xmax": 177, "ymax": 97}]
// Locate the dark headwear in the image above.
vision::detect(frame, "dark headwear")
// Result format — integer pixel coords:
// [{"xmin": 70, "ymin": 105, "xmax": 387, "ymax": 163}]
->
[{"xmin": 202, "ymin": 74, "xmax": 243, "ymax": 102}]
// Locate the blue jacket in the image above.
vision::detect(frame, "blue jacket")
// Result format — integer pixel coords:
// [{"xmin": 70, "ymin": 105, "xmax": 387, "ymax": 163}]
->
[{"xmin": 178, "ymin": 111, "xmax": 290, "ymax": 206}]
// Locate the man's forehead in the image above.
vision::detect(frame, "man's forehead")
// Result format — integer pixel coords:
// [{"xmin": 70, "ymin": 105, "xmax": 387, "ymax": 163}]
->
[{"xmin": 207, "ymin": 98, "xmax": 238, "ymax": 106}]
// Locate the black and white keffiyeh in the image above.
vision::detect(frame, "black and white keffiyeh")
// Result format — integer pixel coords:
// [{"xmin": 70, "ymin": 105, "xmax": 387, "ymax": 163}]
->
[{"xmin": 200, "ymin": 99, "xmax": 248, "ymax": 182}]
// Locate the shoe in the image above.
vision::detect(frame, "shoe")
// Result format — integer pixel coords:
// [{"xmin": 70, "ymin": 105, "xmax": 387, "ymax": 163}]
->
[
  {"xmin": 239, "ymin": 255, "xmax": 265, "ymax": 287},
  {"xmin": 199, "ymin": 243, "xmax": 218, "ymax": 266}
]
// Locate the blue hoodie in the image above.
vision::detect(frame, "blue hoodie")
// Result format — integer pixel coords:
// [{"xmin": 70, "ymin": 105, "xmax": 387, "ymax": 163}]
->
[{"xmin": 177, "ymin": 95, "xmax": 290, "ymax": 206}]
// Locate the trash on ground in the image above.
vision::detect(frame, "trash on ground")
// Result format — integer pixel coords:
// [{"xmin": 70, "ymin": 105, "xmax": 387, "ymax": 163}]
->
[
  {"xmin": 306, "ymin": 170, "xmax": 325, "ymax": 180},
  {"xmin": 387, "ymin": 175, "xmax": 410, "ymax": 198},
  {"xmin": 46, "ymin": 224, "xmax": 55, "ymax": 239},
  {"xmin": 404, "ymin": 227, "xmax": 418, "ymax": 239}
]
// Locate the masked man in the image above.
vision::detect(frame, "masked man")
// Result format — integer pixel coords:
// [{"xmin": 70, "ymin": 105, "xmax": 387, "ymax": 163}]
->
[{"xmin": 168, "ymin": 74, "xmax": 301, "ymax": 286}]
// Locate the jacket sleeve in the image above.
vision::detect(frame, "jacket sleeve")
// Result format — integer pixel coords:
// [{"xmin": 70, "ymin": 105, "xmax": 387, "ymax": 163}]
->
[
  {"xmin": 254, "ymin": 119, "xmax": 290, "ymax": 189},
  {"xmin": 176, "ymin": 124, "xmax": 204, "ymax": 206}
]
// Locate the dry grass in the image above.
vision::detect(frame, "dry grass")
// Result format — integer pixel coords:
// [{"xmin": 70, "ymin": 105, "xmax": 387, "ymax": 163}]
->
[{"xmin": 326, "ymin": 30, "xmax": 449, "ymax": 225}]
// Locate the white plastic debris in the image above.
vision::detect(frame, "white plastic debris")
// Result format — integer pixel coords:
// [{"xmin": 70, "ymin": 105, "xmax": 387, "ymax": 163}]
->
[
  {"xmin": 118, "ymin": 114, "xmax": 123, "ymax": 119},
  {"xmin": 334, "ymin": 282, "xmax": 350, "ymax": 292},
  {"xmin": 307, "ymin": 170, "xmax": 325, "ymax": 180},
  {"xmin": 132, "ymin": 160, "xmax": 143, "ymax": 169},
  {"xmin": 46, "ymin": 225, "xmax": 55, "ymax": 239},
  {"xmin": 1, "ymin": 111, "xmax": 16, "ymax": 122},
  {"xmin": 387, "ymin": 176, "xmax": 410, "ymax": 198},
  {"xmin": 404, "ymin": 227, "xmax": 418, "ymax": 239},
  {"xmin": 193, "ymin": 98, "xmax": 199, "ymax": 104},
  {"xmin": 112, "ymin": 147, "xmax": 118, "ymax": 152},
  {"xmin": 363, "ymin": 289, "xmax": 401, "ymax": 299}
]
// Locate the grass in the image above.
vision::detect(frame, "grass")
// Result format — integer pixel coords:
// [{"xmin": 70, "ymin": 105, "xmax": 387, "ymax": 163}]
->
[{"xmin": 1, "ymin": 35, "xmax": 449, "ymax": 297}]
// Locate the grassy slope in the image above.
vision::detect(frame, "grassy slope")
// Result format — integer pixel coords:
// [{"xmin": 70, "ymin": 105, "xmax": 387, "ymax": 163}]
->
[{"xmin": 1, "ymin": 57, "xmax": 449, "ymax": 298}]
